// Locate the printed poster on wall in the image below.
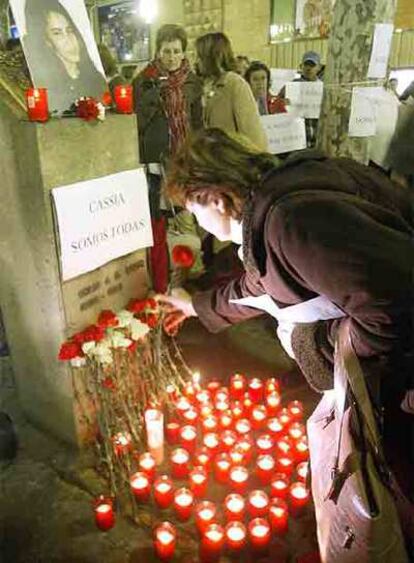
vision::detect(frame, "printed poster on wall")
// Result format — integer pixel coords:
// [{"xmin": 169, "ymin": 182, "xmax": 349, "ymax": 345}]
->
[
  {"xmin": 52, "ymin": 169, "xmax": 153, "ymax": 281},
  {"xmin": 261, "ymin": 114, "xmax": 307, "ymax": 154},
  {"xmin": 348, "ymin": 87, "xmax": 383, "ymax": 137}
]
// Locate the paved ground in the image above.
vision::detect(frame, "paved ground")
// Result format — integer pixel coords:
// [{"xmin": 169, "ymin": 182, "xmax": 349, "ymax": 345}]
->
[{"xmin": 0, "ymin": 318, "xmax": 320, "ymax": 563}]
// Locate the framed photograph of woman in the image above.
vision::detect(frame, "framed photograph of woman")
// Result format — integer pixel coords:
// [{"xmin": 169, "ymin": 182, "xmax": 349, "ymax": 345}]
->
[
  {"xmin": 10, "ymin": 0, "xmax": 107, "ymax": 113},
  {"xmin": 295, "ymin": 0, "xmax": 336, "ymax": 38}
]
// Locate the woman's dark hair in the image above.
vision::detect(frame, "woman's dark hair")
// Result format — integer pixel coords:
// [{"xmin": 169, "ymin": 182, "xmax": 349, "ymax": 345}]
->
[
  {"xmin": 195, "ymin": 32, "xmax": 236, "ymax": 78},
  {"xmin": 155, "ymin": 24, "xmax": 187, "ymax": 54},
  {"xmin": 166, "ymin": 128, "xmax": 277, "ymax": 219},
  {"xmin": 245, "ymin": 61, "xmax": 271, "ymax": 91},
  {"xmin": 98, "ymin": 44, "xmax": 118, "ymax": 77}
]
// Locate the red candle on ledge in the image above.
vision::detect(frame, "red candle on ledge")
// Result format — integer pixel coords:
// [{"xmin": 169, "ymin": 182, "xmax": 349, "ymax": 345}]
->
[
  {"xmin": 269, "ymin": 497, "xmax": 288, "ymax": 534},
  {"xmin": 194, "ymin": 447, "xmax": 212, "ymax": 471},
  {"xmin": 267, "ymin": 416, "xmax": 284, "ymax": 438},
  {"xmin": 224, "ymin": 493, "xmax": 246, "ymax": 521},
  {"xmin": 251, "ymin": 405, "xmax": 267, "ymax": 430},
  {"xmin": 207, "ymin": 379, "xmax": 221, "ymax": 396},
  {"xmin": 196, "ymin": 389, "xmax": 211, "ymax": 405},
  {"xmin": 26, "ymin": 88, "xmax": 49, "ymax": 122},
  {"xmin": 214, "ymin": 453, "xmax": 232, "ymax": 484},
  {"xmin": 189, "ymin": 466, "xmax": 208, "ymax": 498},
  {"xmin": 200, "ymin": 523, "xmax": 225, "ymax": 562},
  {"xmin": 288, "ymin": 422, "xmax": 306, "ymax": 441},
  {"xmin": 202, "ymin": 415, "xmax": 218, "ymax": 433},
  {"xmin": 275, "ymin": 455, "xmax": 294, "ymax": 476},
  {"xmin": 221, "ymin": 430, "xmax": 237, "ymax": 452},
  {"xmin": 265, "ymin": 391, "xmax": 281, "ymax": 416},
  {"xmin": 113, "ymin": 84, "xmax": 133, "ymax": 114},
  {"xmin": 296, "ymin": 461, "xmax": 309, "ymax": 483},
  {"xmin": 278, "ymin": 407, "xmax": 292, "ymax": 428},
  {"xmin": 248, "ymin": 378, "xmax": 264, "ymax": 403},
  {"xmin": 256, "ymin": 454, "xmax": 276, "ymax": 485},
  {"xmin": 225, "ymin": 521, "xmax": 247, "ymax": 552},
  {"xmin": 130, "ymin": 471, "xmax": 151, "ymax": 502},
  {"xmin": 256, "ymin": 433, "xmax": 274, "ymax": 456},
  {"xmin": 138, "ymin": 452, "xmax": 156, "ymax": 481},
  {"xmin": 229, "ymin": 373, "xmax": 246, "ymax": 400},
  {"xmin": 270, "ymin": 473, "xmax": 290, "ymax": 499},
  {"xmin": 170, "ymin": 447, "xmax": 190, "ymax": 479},
  {"xmin": 175, "ymin": 396, "xmax": 191, "ymax": 417},
  {"xmin": 182, "ymin": 406, "xmax": 198, "ymax": 424},
  {"xmin": 265, "ymin": 377, "xmax": 281, "ymax": 394},
  {"xmin": 229, "ymin": 466, "xmax": 249, "ymax": 494},
  {"xmin": 93, "ymin": 496, "xmax": 115, "ymax": 531},
  {"xmin": 247, "ymin": 490, "xmax": 270, "ymax": 518},
  {"xmin": 238, "ymin": 435, "xmax": 254, "ymax": 463},
  {"xmin": 203, "ymin": 432, "xmax": 220, "ymax": 456},
  {"xmin": 287, "ymin": 400, "xmax": 304, "ymax": 421},
  {"xmin": 153, "ymin": 521, "xmax": 176, "ymax": 561},
  {"xmin": 229, "ymin": 445, "xmax": 245, "ymax": 466},
  {"xmin": 276, "ymin": 436, "xmax": 293, "ymax": 457},
  {"xmin": 153, "ymin": 475, "xmax": 174, "ymax": 509},
  {"xmin": 235, "ymin": 418, "xmax": 251, "ymax": 436},
  {"xmin": 165, "ymin": 421, "xmax": 180, "ymax": 445},
  {"xmin": 179, "ymin": 425, "xmax": 197, "ymax": 453},
  {"xmin": 195, "ymin": 500, "xmax": 217, "ymax": 534},
  {"xmin": 219, "ymin": 410, "xmax": 233, "ymax": 430},
  {"xmin": 248, "ymin": 518, "xmax": 271, "ymax": 551},
  {"xmin": 231, "ymin": 401, "xmax": 244, "ymax": 419},
  {"xmin": 289, "ymin": 481, "xmax": 310, "ymax": 516},
  {"xmin": 293, "ymin": 435, "xmax": 309, "ymax": 462},
  {"xmin": 112, "ymin": 432, "xmax": 132, "ymax": 456},
  {"xmin": 173, "ymin": 487, "xmax": 194, "ymax": 521}
]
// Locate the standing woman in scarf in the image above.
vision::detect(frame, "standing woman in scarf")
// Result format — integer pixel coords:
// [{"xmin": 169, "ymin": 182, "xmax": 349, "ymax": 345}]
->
[{"xmin": 133, "ymin": 25, "xmax": 202, "ymax": 293}]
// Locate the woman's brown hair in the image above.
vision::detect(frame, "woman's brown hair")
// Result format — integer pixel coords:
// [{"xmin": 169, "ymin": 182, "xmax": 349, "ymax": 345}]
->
[
  {"xmin": 165, "ymin": 128, "xmax": 278, "ymax": 219},
  {"xmin": 195, "ymin": 32, "xmax": 236, "ymax": 78},
  {"xmin": 155, "ymin": 24, "xmax": 188, "ymax": 54}
]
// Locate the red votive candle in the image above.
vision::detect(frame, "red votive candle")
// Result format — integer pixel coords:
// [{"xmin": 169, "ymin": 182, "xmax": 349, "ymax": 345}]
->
[
  {"xmin": 269, "ymin": 497, "xmax": 288, "ymax": 534},
  {"xmin": 267, "ymin": 416, "xmax": 284, "ymax": 438},
  {"xmin": 288, "ymin": 422, "xmax": 306, "ymax": 441},
  {"xmin": 175, "ymin": 396, "xmax": 191, "ymax": 418},
  {"xmin": 138, "ymin": 452, "xmax": 156, "ymax": 481},
  {"xmin": 229, "ymin": 446, "xmax": 245, "ymax": 466},
  {"xmin": 182, "ymin": 406, "xmax": 198, "ymax": 424},
  {"xmin": 293, "ymin": 435, "xmax": 309, "ymax": 462},
  {"xmin": 224, "ymin": 493, "xmax": 246, "ymax": 521},
  {"xmin": 165, "ymin": 421, "xmax": 180, "ymax": 445},
  {"xmin": 200, "ymin": 404, "xmax": 214, "ymax": 418},
  {"xmin": 179, "ymin": 425, "xmax": 197, "ymax": 453},
  {"xmin": 153, "ymin": 521, "xmax": 176, "ymax": 561},
  {"xmin": 153, "ymin": 475, "xmax": 174, "ymax": 509},
  {"xmin": 248, "ymin": 518, "xmax": 271, "ymax": 551},
  {"xmin": 183, "ymin": 382, "xmax": 196, "ymax": 401},
  {"xmin": 256, "ymin": 433, "xmax": 274, "ymax": 456},
  {"xmin": 231, "ymin": 401, "xmax": 244, "ymax": 419},
  {"xmin": 229, "ymin": 466, "xmax": 249, "ymax": 494},
  {"xmin": 194, "ymin": 447, "xmax": 212, "ymax": 471},
  {"xmin": 130, "ymin": 471, "xmax": 151, "ymax": 502},
  {"xmin": 256, "ymin": 454, "xmax": 276, "ymax": 485},
  {"xmin": 93, "ymin": 496, "xmax": 115, "ymax": 531},
  {"xmin": 265, "ymin": 377, "xmax": 281, "ymax": 394},
  {"xmin": 189, "ymin": 466, "xmax": 208, "ymax": 498},
  {"xmin": 216, "ymin": 387, "xmax": 230, "ymax": 403},
  {"xmin": 270, "ymin": 473, "xmax": 290, "ymax": 499},
  {"xmin": 296, "ymin": 461, "xmax": 309, "ymax": 483},
  {"xmin": 215, "ymin": 400, "xmax": 229, "ymax": 413},
  {"xmin": 170, "ymin": 447, "xmax": 190, "ymax": 479},
  {"xmin": 214, "ymin": 453, "xmax": 232, "ymax": 484},
  {"xmin": 235, "ymin": 418, "xmax": 251, "ymax": 436},
  {"xmin": 238, "ymin": 436, "xmax": 254, "ymax": 464},
  {"xmin": 173, "ymin": 487, "xmax": 194, "ymax": 521},
  {"xmin": 26, "ymin": 88, "xmax": 49, "ymax": 122},
  {"xmin": 112, "ymin": 432, "xmax": 132, "ymax": 456},
  {"xmin": 196, "ymin": 389, "xmax": 211, "ymax": 405},
  {"xmin": 248, "ymin": 378, "xmax": 264, "ymax": 403},
  {"xmin": 275, "ymin": 455, "xmax": 295, "ymax": 476},
  {"xmin": 219, "ymin": 410, "xmax": 233, "ymax": 430},
  {"xmin": 207, "ymin": 379, "xmax": 221, "ymax": 396},
  {"xmin": 276, "ymin": 436, "xmax": 293, "ymax": 457},
  {"xmin": 229, "ymin": 373, "xmax": 246, "ymax": 400},
  {"xmin": 195, "ymin": 500, "xmax": 217, "ymax": 534},
  {"xmin": 202, "ymin": 415, "xmax": 218, "ymax": 433},
  {"xmin": 225, "ymin": 521, "xmax": 247, "ymax": 552},
  {"xmin": 247, "ymin": 490, "xmax": 270, "ymax": 518},
  {"xmin": 251, "ymin": 405, "xmax": 268, "ymax": 430},
  {"xmin": 113, "ymin": 84, "xmax": 133, "ymax": 114},
  {"xmin": 278, "ymin": 407, "xmax": 292, "ymax": 428},
  {"xmin": 243, "ymin": 394, "xmax": 254, "ymax": 417},
  {"xmin": 287, "ymin": 400, "xmax": 304, "ymax": 421},
  {"xmin": 265, "ymin": 391, "xmax": 281, "ymax": 416},
  {"xmin": 289, "ymin": 481, "xmax": 310, "ymax": 516},
  {"xmin": 200, "ymin": 523, "xmax": 225, "ymax": 562},
  {"xmin": 203, "ymin": 432, "xmax": 220, "ymax": 456},
  {"xmin": 221, "ymin": 430, "xmax": 237, "ymax": 452},
  {"xmin": 166, "ymin": 384, "xmax": 178, "ymax": 401}
]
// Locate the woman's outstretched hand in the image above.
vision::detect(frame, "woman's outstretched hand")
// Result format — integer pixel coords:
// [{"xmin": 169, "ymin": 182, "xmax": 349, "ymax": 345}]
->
[{"xmin": 157, "ymin": 288, "xmax": 197, "ymax": 336}]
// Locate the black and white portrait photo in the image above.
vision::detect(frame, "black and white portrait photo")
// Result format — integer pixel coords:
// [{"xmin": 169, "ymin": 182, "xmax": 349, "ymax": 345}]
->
[{"xmin": 10, "ymin": 0, "xmax": 108, "ymax": 112}]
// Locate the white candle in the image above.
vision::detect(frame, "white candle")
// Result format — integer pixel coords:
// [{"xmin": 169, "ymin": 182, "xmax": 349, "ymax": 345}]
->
[{"xmin": 145, "ymin": 408, "xmax": 164, "ymax": 464}]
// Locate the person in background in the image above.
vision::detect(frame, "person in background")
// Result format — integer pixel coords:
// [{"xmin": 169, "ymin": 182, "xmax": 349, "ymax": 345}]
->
[
  {"xmin": 132, "ymin": 24, "xmax": 202, "ymax": 293},
  {"xmin": 386, "ymin": 103, "xmax": 414, "ymax": 190},
  {"xmin": 235, "ymin": 54, "xmax": 249, "ymax": 77},
  {"xmin": 388, "ymin": 77, "xmax": 399, "ymax": 97},
  {"xmin": 97, "ymin": 43, "xmax": 124, "ymax": 95},
  {"xmin": 195, "ymin": 33, "xmax": 267, "ymax": 150},
  {"xmin": 399, "ymin": 80, "xmax": 414, "ymax": 103},
  {"xmin": 245, "ymin": 60, "xmax": 286, "ymax": 115}
]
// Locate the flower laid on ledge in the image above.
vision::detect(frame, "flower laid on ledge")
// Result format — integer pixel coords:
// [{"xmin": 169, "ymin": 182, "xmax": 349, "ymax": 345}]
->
[{"xmin": 74, "ymin": 97, "xmax": 105, "ymax": 122}]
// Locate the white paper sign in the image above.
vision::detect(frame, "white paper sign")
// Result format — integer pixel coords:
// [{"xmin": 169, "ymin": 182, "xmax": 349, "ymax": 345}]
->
[
  {"xmin": 52, "ymin": 169, "xmax": 153, "ymax": 281},
  {"xmin": 261, "ymin": 114, "xmax": 307, "ymax": 154},
  {"xmin": 269, "ymin": 68, "xmax": 298, "ymax": 96},
  {"xmin": 285, "ymin": 81, "xmax": 324, "ymax": 119},
  {"xmin": 367, "ymin": 23, "xmax": 394, "ymax": 79},
  {"xmin": 348, "ymin": 87, "xmax": 383, "ymax": 137}
]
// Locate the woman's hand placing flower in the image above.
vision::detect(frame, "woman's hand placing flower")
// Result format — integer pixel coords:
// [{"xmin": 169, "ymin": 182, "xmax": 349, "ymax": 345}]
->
[{"xmin": 157, "ymin": 288, "xmax": 197, "ymax": 336}]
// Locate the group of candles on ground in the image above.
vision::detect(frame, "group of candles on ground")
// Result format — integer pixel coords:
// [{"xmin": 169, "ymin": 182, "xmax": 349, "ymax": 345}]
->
[{"xmin": 94, "ymin": 373, "xmax": 311, "ymax": 561}]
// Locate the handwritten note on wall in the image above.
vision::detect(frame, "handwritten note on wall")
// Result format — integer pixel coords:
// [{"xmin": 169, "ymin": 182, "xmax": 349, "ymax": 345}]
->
[
  {"xmin": 367, "ymin": 23, "xmax": 394, "ymax": 79},
  {"xmin": 261, "ymin": 114, "xmax": 307, "ymax": 154},
  {"xmin": 285, "ymin": 81, "xmax": 324, "ymax": 119}
]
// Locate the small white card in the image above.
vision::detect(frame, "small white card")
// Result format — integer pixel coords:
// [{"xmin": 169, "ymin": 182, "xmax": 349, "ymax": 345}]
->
[
  {"xmin": 367, "ymin": 23, "xmax": 394, "ymax": 79},
  {"xmin": 348, "ymin": 87, "xmax": 383, "ymax": 137},
  {"xmin": 260, "ymin": 114, "xmax": 307, "ymax": 154},
  {"xmin": 285, "ymin": 81, "xmax": 324, "ymax": 119},
  {"xmin": 269, "ymin": 68, "xmax": 298, "ymax": 96}
]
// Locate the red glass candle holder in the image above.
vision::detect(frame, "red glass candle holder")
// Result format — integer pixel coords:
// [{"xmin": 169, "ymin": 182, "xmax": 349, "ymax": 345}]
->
[
  {"xmin": 200, "ymin": 523, "xmax": 225, "ymax": 562},
  {"xmin": 229, "ymin": 446, "xmax": 245, "ymax": 466},
  {"xmin": 293, "ymin": 435, "xmax": 309, "ymax": 462},
  {"xmin": 214, "ymin": 453, "xmax": 232, "ymax": 484},
  {"xmin": 113, "ymin": 84, "xmax": 133, "ymax": 114},
  {"xmin": 179, "ymin": 425, "xmax": 197, "ymax": 453},
  {"xmin": 194, "ymin": 447, "xmax": 212, "ymax": 471},
  {"xmin": 165, "ymin": 421, "xmax": 180, "ymax": 445},
  {"xmin": 265, "ymin": 391, "xmax": 281, "ymax": 416},
  {"xmin": 248, "ymin": 518, "xmax": 271, "ymax": 551},
  {"xmin": 202, "ymin": 415, "xmax": 218, "ymax": 434},
  {"xmin": 269, "ymin": 498, "xmax": 288, "ymax": 534},
  {"xmin": 166, "ymin": 384, "xmax": 178, "ymax": 401},
  {"xmin": 182, "ymin": 406, "xmax": 198, "ymax": 424},
  {"xmin": 189, "ymin": 466, "xmax": 208, "ymax": 498},
  {"xmin": 276, "ymin": 436, "xmax": 293, "ymax": 457},
  {"xmin": 278, "ymin": 407, "xmax": 292, "ymax": 428},
  {"xmin": 256, "ymin": 433, "xmax": 274, "ymax": 456},
  {"xmin": 215, "ymin": 399, "xmax": 229, "ymax": 413},
  {"xmin": 221, "ymin": 430, "xmax": 237, "ymax": 452},
  {"xmin": 170, "ymin": 447, "xmax": 190, "ymax": 479},
  {"xmin": 153, "ymin": 521, "xmax": 176, "ymax": 561},
  {"xmin": 173, "ymin": 487, "xmax": 194, "ymax": 521},
  {"xmin": 235, "ymin": 418, "xmax": 251, "ymax": 436},
  {"xmin": 229, "ymin": 466, "xmax": 249, "ymax": 494},
  {"xmin": 267, "ymin": 416, "xmax": 284, "ymax": 438},
  {"xmin": 288, "ymin": 422, "xmax": 306, "ymax": 441},
  {"xmin": 247, "ymin": 490, "xmax": 270, "ymax": 518},
  {"xmin": 224, "ymin": 493, "xmax": 246, "ymax": 521},
  {"xmin": 153, "ymin": 475, "xmax": 174, "ymax": 509},
  {"xmin": 130, "ymin": 471, "xmax": 151, "ymax": 502},
  {"xmin": 138, "ymin": 452, "xmax": 156, "ymax": 481},
  {"xmin": 265, "ymin": 377, "xmax": 281, "ymax": 394},
  {"xmin": 251, "ymin": 405, "xmax": 268, "ymax": 430},
  {"xmin": 296, "ymin": 461, "xmax": 309, "ymax": 483},
  {"xmin": 175, "ymin": 396, "xmax": 191, "ymax": 418},
  {"xmin": 203, "ymin": 432, "xmax": 220, "ymax": 456},
  {"xmin": 229, "ymin": 373, "xmax": 246, "ymax": 400},
  {"xmin": 112, "ymin": 431, "xmax": 132, "ymax": 456},
  {"xmin": 248, "ymin": 378, "xmax": 264, "ymax": 403},
  {"xmin": 238, "ymin": 435, "xmax": 254, "ymax": 464},
  {"xmin": 289, "ymin": 481, "xmax": 310, "ymax": 516},
  {"xmin": 243, "ymin": 394, "xmax": 254, "ymax": 418},
  {"xmin": 275, "ymin": 455, "xmax": 295, "ymax": 476},
  {"xmin": 225, "ymin": 521, "xmax": 247, "ymax": 552},
  {"xmin": 219, "ymin": 410, "xmax": 233, "ymax": 430},
  {"xmin": 26, "ymin": 88, "xmax": 49, "ymax": 122},
  {"xmin": 231, "ymin": 401, "xmax": 244, "ymax": 419},
  {"xmin": 216, "ymin": 387, "xmax": 230, "ymax": 403},
  {"xmin": 270, "ymin": 473, "xmax": 290, "ymax": 499},
  {"xmin": 196, "ymin": 389, "xmax": 211, "ymax": 405},
  {"xmin": 256, "ymin": 454, "xmax": 276, "ymax": 485},
  {"xmin": 93, "ymin": 496, "xmax": 115, "ymax": 531},
  {"xmin": 195, "ymin": 500, "xmax": 217, "ymax": 534},
  {"xmin": 183, "ymin": 382, "xmax": 196, "ymax": 400},
  {"xmin": 287, "ymin": 400, "xmax": 304, "ymax": 421},
  {"xmin": 206, "ymin": 379, "xmax": 221, "ymax": 396}
]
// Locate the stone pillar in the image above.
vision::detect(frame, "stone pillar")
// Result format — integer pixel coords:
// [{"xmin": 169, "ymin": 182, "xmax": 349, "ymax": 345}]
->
[{"xmin": 0, "ymin": 101, "xmax": 149, "ymax": 447}]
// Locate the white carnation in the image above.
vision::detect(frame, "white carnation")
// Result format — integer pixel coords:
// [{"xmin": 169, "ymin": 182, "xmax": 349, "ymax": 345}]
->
[
  {"xmin": 130, "ymin": 318, "xmax": 150, "ymax": 341},
  {"xmin": 117, "ymin": 309, "xmax": 134, "ymax": 328}
]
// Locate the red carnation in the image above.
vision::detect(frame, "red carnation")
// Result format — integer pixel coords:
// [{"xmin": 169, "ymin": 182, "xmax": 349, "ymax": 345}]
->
[
  {"xmin": 97, "ymin": 309, "xmax": 118, "ymax": 328},
  {"xmin": 127, "ymin": 341, "xmax": 138, "ymax": 354},
  {"xmin": 58, "ymin": 341, "xmax": 83, "ymax": 361},
  {"xmin": 75, "ymin": 97, "xmax": 99, "ymax": 121},
  {"xmin": 140, "ymin": 313, "xmax": 158, "ymax": 329},
  {"xmin": 102, "ymin": 376, "xmax": 116, "ymax": 390},
  {"xmin": 73, "ymin": 324, "xmax": 105, "ymax": 344},
  {"xmin": 146, "ymin": 298, "xmax": 158, "ymax": 309},
  {"xmin": 101, "ymin": 90, "xmax": 112, "ymax": 107},
  {"xmin": 172, "ymin": 245, "xmax": 195, "ymax": 269},
  {"xmin": 126, "ymin": 298, "xmax": 148, "ymax": 313}
]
